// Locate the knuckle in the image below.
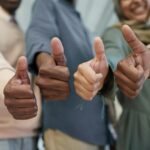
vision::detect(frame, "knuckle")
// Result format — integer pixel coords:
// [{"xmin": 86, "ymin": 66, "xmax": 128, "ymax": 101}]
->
[
  {"xmin": 4, "ymin": 99, "xmax": 11, "ymax": 107},
  {"xmin": 134, "ymin": 89, "xmax": 140, "ymax": 96},
  {"xmin": 35, "ymin": 77, "xmax": 41, "ymax": 85},
  {"xmin": 39, "ymin": 65, "xmax": 48, "ymax": 73},
  {"xmin": 78, "ymin": 64, "xmax": 83, "ymax": 72},
  {"xmin": 3, "ymin": 86, "xmax": 12, "ymax": 97},
  {"xmin": 88, "ymin": 76, "xmax": 96, "ymax": 84},
  {"xmin": 32, "ymin": 112, "xmax": 37, "ymax": 118},
  {"xmin": 73, "ymin": 72, "xmax": 77, "ymax": 79},
  {"xmin": 134, "ymin": 82, "xmax": 141, "ymax": 90},
  {"xmin": 129, "ymin": 91, "xmax": 138, "ymax": 99},
  {"xmin": 86, "ymin": 92, "xmax": 93, "ymax": 100},
  {"xmin": 88, "ymin": 84, "xmax": 95, "ymax": 92},
  {"xmin": 84, "ymin": 95, "xmax": 93, "ymax": 101},
  {"xmin": 34, "ymin": 106, "xmax": 38, "ymax": 112},
  {"xmin": 30, "ymin": 99, "xmax": 36, "ymax": 105},
  {"xmin": 117, "ymin": 60, "xmax": 123, "ymax": 68},
  {"xmin": 117, "ymin": 60, "xmax": 125, "ymax": 70},
  {"xmin": 114, "ymin": 71, "xmax": 119, "ymax": 78},
  {"xmin": 65, "ymin": 67, "xmax": 70, "ymax": 75}
]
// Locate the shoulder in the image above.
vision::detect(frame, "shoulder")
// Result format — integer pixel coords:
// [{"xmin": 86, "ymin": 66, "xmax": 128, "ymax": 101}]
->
[{"xmin": 102, "ymin": 27, "xmax": 129, "ymax": 50}]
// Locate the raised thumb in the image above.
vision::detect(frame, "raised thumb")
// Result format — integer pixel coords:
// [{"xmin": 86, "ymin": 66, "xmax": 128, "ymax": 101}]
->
[
  {"xmin": 51, "ymin": 37, "xmax": 66, "ymax": 66},
  {"xmin": 94, "ymin": 37, "xmax": 105, "ymax": 60},
  {"xmin": 122, "ymin": 24, "xmax": 145, "ymax": 54},
  {"xmin": 15, "ymin": 56, "xmax": 30, "ymax": 84},
  {"xmin": 91, "ymin": 37, "xmax": 108, "ymax": 74}
]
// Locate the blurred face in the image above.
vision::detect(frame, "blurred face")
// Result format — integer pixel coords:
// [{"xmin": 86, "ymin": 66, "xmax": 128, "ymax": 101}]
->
[
  {"xmin": 0, "ymin": 0, "xmax": 21, "ymax": 14},
  {"xmin": 120, "ymin": 0, "xmax": 150, "ymax": 22},
  {"xmin": 65, "ymin": 0, "xmax": 76, "ymax": 5}
]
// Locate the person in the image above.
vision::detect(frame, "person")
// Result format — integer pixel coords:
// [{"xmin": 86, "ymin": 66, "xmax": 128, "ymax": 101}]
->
[
  {"xmin": 0, "ymin": 0, "xmax": 23, "ymax": 67},
  {"xmin": 26, "ymin": 0, "xmax": 114, "ymax": 149},
  {"xmin": 0, "ymin": 0, "xmax": 41, "ymax": 149},
  {"xmin": 110, "ymin": 0, "xmax": 150, "ymax": 149},
  {"xmin": 74, "ymin": 0, "xmax": 150, "ymax": 149},
  {"xmin": 113, "ymin": 25, "xmax": 150, "ymax": 150},
  {"xmin": 0, "ymin": 55, "xmax": 41, "ymax": 150}
]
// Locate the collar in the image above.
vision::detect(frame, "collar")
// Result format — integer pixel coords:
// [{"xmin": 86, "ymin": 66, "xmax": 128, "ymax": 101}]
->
[{"xmin": 0, "ymin": 6, "xmax": 12, "ymax": 22}]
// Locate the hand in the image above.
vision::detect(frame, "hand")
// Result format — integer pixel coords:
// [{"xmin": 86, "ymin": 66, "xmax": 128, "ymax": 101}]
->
[
  {"xmin": 122, "ymin": 25, "xmax": 150, "ymax": 78},
  {"xmin": 114, "ymin": 25, "xmax": 150, "ymax": 99},
  {"xmin": 4, "ymin": 56, "xmax": 38, "ymax": 120},
  {"xmin": 74, "ymin": 37, "xmax": 108, "ymax": 101},
  {"xmin": 36, "ymin": 37, "xmax": 70, "ymax": 100}
]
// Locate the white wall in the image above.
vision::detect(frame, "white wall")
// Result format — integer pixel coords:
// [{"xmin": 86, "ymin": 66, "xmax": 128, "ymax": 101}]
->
[
  {"xmin": 77, "ymin": 0, "xmax": 118, "ymax": 35},
  {"xmin": 16, "ymin": 0, "xmax": 35, "ymax": 32},
  {"xmin": 16, "ymin": 0, "xmax": 118, "ymax": 35}
]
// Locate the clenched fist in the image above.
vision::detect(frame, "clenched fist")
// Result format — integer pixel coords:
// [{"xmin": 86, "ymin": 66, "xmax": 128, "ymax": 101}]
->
[
  {"xmin": 114, "ymin": 25, "xmax": 150, "ymax": 99},
  {"xmin": 4, "ymin": 56, "xmax": 38, "ymax": 120},
  {"xmin": 36, "ymin": 37, "xmax": 70, "ymax": 100},
  {"xmin": 74, "ymin": 37, "xmax": 108, "ymax": 101}
]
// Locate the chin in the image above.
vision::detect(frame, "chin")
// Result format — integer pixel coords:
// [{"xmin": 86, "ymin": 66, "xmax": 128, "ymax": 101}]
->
[
  {"xmin": 136, "ymin": 17, "xmax": 148, "ymax": 23},
  {"xmin": 130, "ymin": 13, "xmax": 148, "ymax": 23},
  {"xmin": 3, "ymin": 4, "xmax": 20, "ymax": 15},
  {"xmin": 7, "ymin": 8, "xmax": 17, "ymax": 15}
]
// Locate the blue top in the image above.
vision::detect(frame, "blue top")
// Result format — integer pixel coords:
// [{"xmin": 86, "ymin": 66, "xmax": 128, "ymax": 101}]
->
[{"xmin": 26, "ymin": 0, "xmax": 112, "ymax": 145}]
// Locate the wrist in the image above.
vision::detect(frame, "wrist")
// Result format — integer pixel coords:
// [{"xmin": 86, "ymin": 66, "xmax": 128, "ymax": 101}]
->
[
  {"xmin": 36, "ymin": 52, "xmax": 51, "ymax": 69},
  {"xmin": 99, "ymin": 67, "xmax": 114, "ymax": 94}
]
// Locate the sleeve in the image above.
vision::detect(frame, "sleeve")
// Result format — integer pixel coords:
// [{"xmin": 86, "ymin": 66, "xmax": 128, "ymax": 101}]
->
[
  {"xmin": 26, "ymin": 0, "xmax": 60, "ymax": 74},
  {"xmin": 0, "ymin": 53, "xmax": 15, "ymax": 72},
  {"xmin": 0, "ymin": 53, "xmax": 15, "ymax": 101},
  {"xmin": 100, "ymin": 27, "xmax": 131, "ymax": 100},
  {"xmin": 103, "ymin": 27, "xmax": 130, "ymax": 72}
]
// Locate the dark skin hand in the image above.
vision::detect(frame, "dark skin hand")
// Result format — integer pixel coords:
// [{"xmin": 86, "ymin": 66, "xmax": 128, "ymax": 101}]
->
[
  {"xmin": 36, "ymin": 37, "xmax": 70, "ymax": 100},
  {"xmin": 4, "ymin": 56, "xmax": 38, "ymax": 120},
  {"xmin": 114, "ymin": 25, "xmax": 150, "ymax": 99}
]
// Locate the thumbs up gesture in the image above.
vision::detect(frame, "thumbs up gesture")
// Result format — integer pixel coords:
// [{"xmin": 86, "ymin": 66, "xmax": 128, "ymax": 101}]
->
[
  {"xmin": 74, "ymin": 37, "xmax": 109, "ymax": 100},
  {"xmin": 36, "ymin": 37, "xmax": 70, "ymax": 100},
  {"xmin": 4, "ymin": 56, "xmax": 38, "ymax": 120},
  {"xmin": 114, "ymin": 25, "xmax": 150, "ymax": 99}
]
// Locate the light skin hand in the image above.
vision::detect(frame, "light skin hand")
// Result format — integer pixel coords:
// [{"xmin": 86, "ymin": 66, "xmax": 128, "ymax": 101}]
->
[
  {"xmin": 4, "ymin": 56, "xmax": 38, "ymax": 120},
  {"xmin": 36, "ymin": 37, "xmax": 70, "ymax": 100},
  {"xmin": 74, "ymin": 37, "xmax": 109, "ymax": 101}
]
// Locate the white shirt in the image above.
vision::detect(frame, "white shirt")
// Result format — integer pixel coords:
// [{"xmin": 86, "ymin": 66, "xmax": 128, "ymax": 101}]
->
[{"xmin": 0, "ymin": 6, "xmax": 12, "ymax": 22}]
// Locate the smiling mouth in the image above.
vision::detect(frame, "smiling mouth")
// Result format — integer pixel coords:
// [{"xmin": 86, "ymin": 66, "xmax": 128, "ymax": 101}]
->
[
  {"xmin": 131, "ymin": 5, "xmax": 147, "ymax": 15},
  {"xmin": 131, "ymin": 2, "xmax": 147, "ymax": 15}
]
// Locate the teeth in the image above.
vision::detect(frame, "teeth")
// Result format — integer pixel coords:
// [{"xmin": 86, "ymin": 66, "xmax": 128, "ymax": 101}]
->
[{"xmin": 132, "ymin": 7, "xmax": 145, "ymax": 14}]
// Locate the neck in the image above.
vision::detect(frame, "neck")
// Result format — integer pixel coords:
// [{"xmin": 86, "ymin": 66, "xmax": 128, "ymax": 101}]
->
[{"xmin": 65, "ymin": 0, "xmax": 76, "ymax": 6}]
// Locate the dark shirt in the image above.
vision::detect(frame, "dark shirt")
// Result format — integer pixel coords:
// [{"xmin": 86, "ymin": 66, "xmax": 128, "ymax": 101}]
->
[{"xmin": 26, "ymin": 0, "xmax": 111, "ymax": 145}]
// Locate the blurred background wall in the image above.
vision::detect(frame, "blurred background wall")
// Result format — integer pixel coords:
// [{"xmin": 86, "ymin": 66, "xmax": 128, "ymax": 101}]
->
[{"xmin": 16, "ymin": 0, "xmax": 118, "ymax": 35}]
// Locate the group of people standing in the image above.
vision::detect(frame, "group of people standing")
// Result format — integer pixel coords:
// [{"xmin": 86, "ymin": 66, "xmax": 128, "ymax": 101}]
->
[{"xmin": 0, "ymin": 0, "xmax": 150, "ymax": 150}]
